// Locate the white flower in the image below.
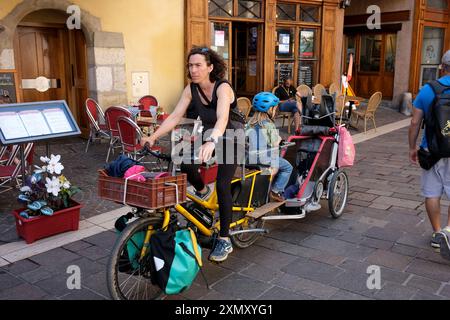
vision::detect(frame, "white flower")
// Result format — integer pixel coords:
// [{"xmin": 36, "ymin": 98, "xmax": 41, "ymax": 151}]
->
[
  {"xmin": 45, "ymin": 176, "xmax": 61, "ymax": 197},
  {"xmin": 63, "ymin": 181, "xmax": 71, "ymax": 189},
  {"xmin": 20, "ymin": 186, "xmax": 31, "ymax": 193},
  {"xmin": 40, "ymin": 156, "xmax": 50, "ymax": 163},
  {"xmin": 47, "ymin": 154, "xmax": 64, "ymax": 174}
]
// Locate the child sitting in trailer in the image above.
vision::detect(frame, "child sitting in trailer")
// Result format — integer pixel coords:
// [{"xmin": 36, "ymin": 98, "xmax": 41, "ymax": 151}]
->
[{"xmin": 245, "ymin": 92, "xmax": 293, "ymax": 202}]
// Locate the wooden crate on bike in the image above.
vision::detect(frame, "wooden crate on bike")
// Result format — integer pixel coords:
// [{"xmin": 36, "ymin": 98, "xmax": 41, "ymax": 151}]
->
[{"xmin": 97, "ymin": 170, "xmax": 187, "ymax": 209}]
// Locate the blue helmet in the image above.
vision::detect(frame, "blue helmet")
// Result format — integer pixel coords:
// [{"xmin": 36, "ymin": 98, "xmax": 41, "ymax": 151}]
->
[{"xmin": 252, "ymin": 92, "xmax": 279, "ymax": 113}]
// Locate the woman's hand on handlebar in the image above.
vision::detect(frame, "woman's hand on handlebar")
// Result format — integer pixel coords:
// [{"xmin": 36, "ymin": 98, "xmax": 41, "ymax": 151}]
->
[
  {"xmin": 140, "ymin": 135, "xmax": 156, "ymax": 148},
  {"xmin": 199, "ymin": 142, "xmax": 215, "ymax": 163}
]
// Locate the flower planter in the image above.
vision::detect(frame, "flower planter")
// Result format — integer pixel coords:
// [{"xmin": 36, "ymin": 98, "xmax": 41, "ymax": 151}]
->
[{"xmin": 12, "ymin": 200, "xmax": 82, "ymax": 244}]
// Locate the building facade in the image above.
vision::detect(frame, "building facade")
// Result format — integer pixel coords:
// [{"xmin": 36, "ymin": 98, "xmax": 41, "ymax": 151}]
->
[
  {"xmin": 344, "ymin": 0, "xmax": 449, "ymax": 104},
  {"xmin": 1, "ymin": 0, "xmax": 446, "ymax": 135},
  {"xmin": 186, "ymin": 0, "xmax": 345, "ymax": 97}
]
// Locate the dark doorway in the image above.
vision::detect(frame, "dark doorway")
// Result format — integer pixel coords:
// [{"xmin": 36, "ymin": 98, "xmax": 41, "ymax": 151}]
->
[{"xmin": 232, "ymin": 22, "xmax": 262, "ymax": 98}]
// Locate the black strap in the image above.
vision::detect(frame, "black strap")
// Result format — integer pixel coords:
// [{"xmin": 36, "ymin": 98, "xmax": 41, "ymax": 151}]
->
[
  {"xmin": 428, "ymin": 80, "xmax": 450, "ymax": 96},
  {"xmin": 179, "ymin": 242, "xmax": 210, "ymax": 290},
  {"xmin": 196, "ymin": 84, "xmax": 212, "ymax": 105}
]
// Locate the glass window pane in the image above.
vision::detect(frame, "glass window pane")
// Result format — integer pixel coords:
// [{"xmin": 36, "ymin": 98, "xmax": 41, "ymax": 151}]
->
[
  {"xmin": 300, "ymin": 5, "xmax": 320, "ymax": 23},
  {"xmin": 298, "ymin": 60, "xmax": 316, "ymax": 87},
  {"xmin": 276, "ymin": 3, "xmax": 296, "ymax": 21},
  {"xmin": 385, "ymin": 34, "xmax": 397, "ymax": 73},
  {"xmin": 299, "ymin": 29, "xmax": 317, "ymax": 59},
  {"xmin": 276, "ymin": 28, "xmax": 295, "ymax": 59},
  {"xmin": 427, "ymin": 0, "xmax": 448, "ymax": 9},
  {"xmin": 210, "ymin": 22, "xmax": 230, "ymax": 79},
  {"xmin": 359, "ymin": 34, "xmax": 382, "ymax": 72},
  {"xmin": 422, "ymin": 27, "xmax": 444, "ymax": 65},
  {"xmin": 209, "ymin": 0, "xmax": 233, "ymax": 17},
  {"xmin": 238, "ymin": 0, "xmax": 262, "ymax": 18}
]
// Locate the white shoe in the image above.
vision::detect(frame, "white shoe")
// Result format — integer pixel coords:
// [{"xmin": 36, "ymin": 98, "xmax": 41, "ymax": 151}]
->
[{"xmin": 305, "ymin": 202, "xmax": 321, "ymax": 212}]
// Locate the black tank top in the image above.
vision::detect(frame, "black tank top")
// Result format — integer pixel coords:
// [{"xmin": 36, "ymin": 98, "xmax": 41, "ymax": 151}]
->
[{"xmin": 190, "ymin": 80, "xmax": 238, "ymax": 132}]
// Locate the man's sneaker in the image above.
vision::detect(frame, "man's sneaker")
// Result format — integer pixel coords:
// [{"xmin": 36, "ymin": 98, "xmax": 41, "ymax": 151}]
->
[
  {"xmin": 431, "ymin": 231, "xmax": 443, "ymax": 250},
  {"xmin": 209, "ymin": 238, "xmax": 233, "ymax": 262},
  {"xmin": 195, "ymin": 185, "xmax": 211, "ymax": 200},
  {"xmin": 438, "ymin": 227, "xmax": 450, "ymax": 260}
]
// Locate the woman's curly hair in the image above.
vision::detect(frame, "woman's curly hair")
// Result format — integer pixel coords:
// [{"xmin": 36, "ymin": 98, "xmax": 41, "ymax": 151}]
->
[{"xmin": 187, "ymin": 46, "xmax": 227, "ymax": 82}]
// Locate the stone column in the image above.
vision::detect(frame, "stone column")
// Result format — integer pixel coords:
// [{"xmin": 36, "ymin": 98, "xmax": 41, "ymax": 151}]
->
[{"xmin": 88, "ymin": 31, "xmax": 127, "ymax": 110}]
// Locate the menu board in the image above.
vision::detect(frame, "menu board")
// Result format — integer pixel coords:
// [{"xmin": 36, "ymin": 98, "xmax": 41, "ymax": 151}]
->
[
  {"xmin": 0, "ymin": 100, "xmax": 80, "ymax": 145},
  {"xmin": 298, "ymin": 65, "xmax": 313, "ymax": 87},
  {"xmin": 277, "ymin": 63, "xmax": 294, "ymax": 84},
  {"xmin": 0, "ymin": 71, "xmax": 18, "ymax": 104}
]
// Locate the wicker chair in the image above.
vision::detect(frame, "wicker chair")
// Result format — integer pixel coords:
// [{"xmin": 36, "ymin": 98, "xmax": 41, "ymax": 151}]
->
[
  {"xmin": 335, "ymin": 95, "xmax": 345, "ymax": 125},
  {"xmin": 236, "ymin": 97, "xmax": 252, "ymax": 120},
  {"xmin": 328, "ymin": 83, "xmax": 339, "ymax": 96},
  {"xmin": 351, "ymin": 91, "xmax": 382, "ymax": 133},
  {"xmin": 313, "ymin": 83, "xmax": 327, "ymax": 104}
]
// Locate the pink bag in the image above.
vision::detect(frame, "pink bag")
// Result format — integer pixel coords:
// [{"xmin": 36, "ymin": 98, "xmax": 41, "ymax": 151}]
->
[{"xmin": 337, "ymin": 126, "xmax": 355, "ymax": 167}]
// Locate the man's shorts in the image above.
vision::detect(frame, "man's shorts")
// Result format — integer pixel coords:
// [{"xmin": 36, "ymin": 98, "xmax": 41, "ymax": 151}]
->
[{"xmin": 421, "ymin": 158, "xmax": 450, "ymax": 198}]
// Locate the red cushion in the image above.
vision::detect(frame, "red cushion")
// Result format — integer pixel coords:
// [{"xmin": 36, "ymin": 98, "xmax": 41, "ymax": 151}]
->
[{"xmin": 0, "ymin": 166, "xmax": 15, "ymax": 178}]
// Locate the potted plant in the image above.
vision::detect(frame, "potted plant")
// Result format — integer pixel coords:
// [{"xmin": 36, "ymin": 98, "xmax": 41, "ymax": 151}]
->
[{"xmin": 12, "ymin": 154, "xmax": 82, "ymax": 244}]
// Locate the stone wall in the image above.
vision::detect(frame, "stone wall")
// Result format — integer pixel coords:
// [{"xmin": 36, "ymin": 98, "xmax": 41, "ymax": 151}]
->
[
  {"xmin": 0, "ymin": 0, "xmax": 127, "ymax": 109},
  {"xmin": 88, "ymin": 32, "xmax": 127, "ymax": 109}
]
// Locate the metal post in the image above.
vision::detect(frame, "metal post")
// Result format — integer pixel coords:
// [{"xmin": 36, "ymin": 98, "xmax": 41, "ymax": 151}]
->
[{"xmin": 20, "ymin": 144, "xmax": 26, "ymax": 187}]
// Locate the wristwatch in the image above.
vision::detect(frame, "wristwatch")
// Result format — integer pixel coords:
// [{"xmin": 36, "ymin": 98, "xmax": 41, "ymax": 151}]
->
[{"xmin": 206, "ymin": 136, "xmax": 218, "ymax": 145}]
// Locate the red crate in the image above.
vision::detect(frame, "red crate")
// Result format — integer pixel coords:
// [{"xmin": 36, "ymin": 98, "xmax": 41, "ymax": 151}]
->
[
  {"xmin": 12, "ymin": 201, "xmax": 81, "ymax": 244},
  {"xmin": 199, "ymin": 164, "xmax": 218, "ymax": 185},
  {"xmin": 98, "ymin": 170, "xmax": 187, "ymax": 209}
]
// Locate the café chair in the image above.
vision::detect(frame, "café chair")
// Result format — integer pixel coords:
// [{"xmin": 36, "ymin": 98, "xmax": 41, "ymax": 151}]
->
[
  {"xmin": 117, "ymin": 116, "xmax": 163, "ymax": 168},
  {"xmin": 105, "ymin": 106, "xmax": 132, "ymax": 163},
  {"xmin": 0, "ymin": 143, "xmax": 34, "ymax": 194},
  {"xmin": 334, "ymin": 95, "xmax": 345, "ymax": 125},
  {"xmin": 329, "ymin": 83, "xmax": 339, "ymax": 96},
  {"xmin": 313, "ymin": 84, "xmax": 327, "ymax": 104},
  {"xmin": 138, "ymin": 95, "xmax": 159, "ymax": 111},
  {"xmin": 85, "ymin": 98, "xmax": 110, "ymax": 153},
  {"xmin": 236, "ymin": 97, "xmax": 252, "ymax": 120},
  {"xmin": 351, "ymin": 91, "xmax": 382, "ymax": 134}
]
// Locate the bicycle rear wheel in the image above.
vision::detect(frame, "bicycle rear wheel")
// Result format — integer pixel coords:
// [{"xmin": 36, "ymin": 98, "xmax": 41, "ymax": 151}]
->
[{"xmin": 107, "ymin": 216, "xmax": 164, "ymax": 300}]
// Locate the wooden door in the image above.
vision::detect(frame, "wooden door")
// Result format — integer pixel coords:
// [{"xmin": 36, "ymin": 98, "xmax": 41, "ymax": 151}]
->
[
  {"xmin": 15, "ymin": 26, "xmax": 89, "ymax": 136},
  {"xmin": 15, "ymin": 26, "xmax": 67, "ymax": 103},
  {"xmin": 68, "ymin": 30, "xmax": 89, "ymax": 136},
  {"xmin": 354, "ymin": 33, "xmax": 396, "ymax": 99}
]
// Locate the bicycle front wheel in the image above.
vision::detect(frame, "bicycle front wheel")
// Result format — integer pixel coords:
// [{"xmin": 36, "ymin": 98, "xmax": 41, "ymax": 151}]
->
[{"xmin": 107, "ymin": 216, "xmax": 164, "ymax": 300}]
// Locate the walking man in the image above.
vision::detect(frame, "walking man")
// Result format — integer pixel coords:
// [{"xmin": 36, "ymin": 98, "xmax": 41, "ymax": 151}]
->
[{"xmin": 409, "ymin": 50, "xmax": 450, "ymax": 260}]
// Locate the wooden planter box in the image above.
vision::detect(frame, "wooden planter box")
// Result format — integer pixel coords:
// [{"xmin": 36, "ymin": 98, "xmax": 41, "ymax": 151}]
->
[{"xmin": 12, "ymin": 200, "xmax": 82, "ymax": 244}]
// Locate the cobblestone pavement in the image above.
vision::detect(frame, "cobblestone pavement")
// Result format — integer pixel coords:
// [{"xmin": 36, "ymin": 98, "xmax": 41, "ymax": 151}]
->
[{"xmin": 2, "ymin": 113, "xmax": 450, "ymax": 299}]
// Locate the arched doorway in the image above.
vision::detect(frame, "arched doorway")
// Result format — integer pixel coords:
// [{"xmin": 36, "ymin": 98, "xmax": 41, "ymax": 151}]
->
[{"xmin": 14, "ymin": 9, "xmax": 89, "ymax": 136}]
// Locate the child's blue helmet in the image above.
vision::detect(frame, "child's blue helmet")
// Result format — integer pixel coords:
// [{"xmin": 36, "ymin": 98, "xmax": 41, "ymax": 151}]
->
[{"xmin": 252, "ymin": 92, "xmax": 279, "ymax": 113}]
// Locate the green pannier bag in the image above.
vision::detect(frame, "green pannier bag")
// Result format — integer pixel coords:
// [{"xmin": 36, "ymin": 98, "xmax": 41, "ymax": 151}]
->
[{"xmin": 149, "ymin": 226, "xmax": 206, "ymax": 295}]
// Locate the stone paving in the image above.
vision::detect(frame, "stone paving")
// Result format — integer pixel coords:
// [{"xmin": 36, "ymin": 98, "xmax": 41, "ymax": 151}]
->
[{"xmin": 3, "ymin": 106, "xmax": 448, "ymax": 300}]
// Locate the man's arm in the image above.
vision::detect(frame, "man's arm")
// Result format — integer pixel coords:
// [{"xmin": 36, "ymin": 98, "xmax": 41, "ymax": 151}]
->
[{"xmin": 408, "ymin": 107, "xmax": 424, "ymax": 164}]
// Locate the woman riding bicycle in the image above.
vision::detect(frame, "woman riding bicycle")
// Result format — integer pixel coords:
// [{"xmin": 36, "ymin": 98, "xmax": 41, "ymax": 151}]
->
[{"xmin": 140, "ymin": 46, "xmax": 241, "ymax": 262}]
